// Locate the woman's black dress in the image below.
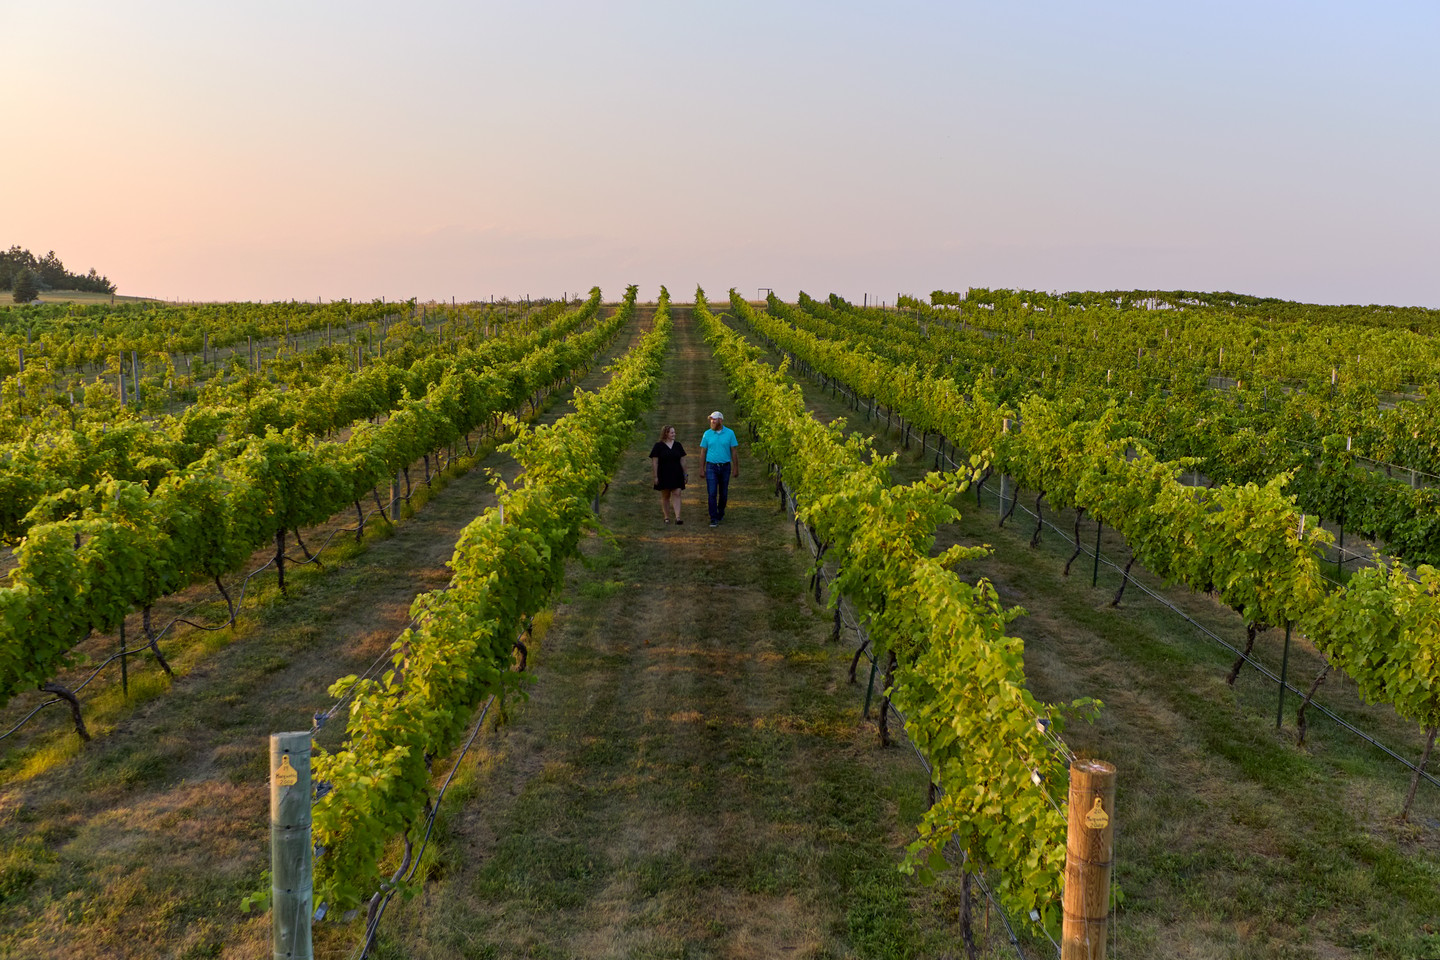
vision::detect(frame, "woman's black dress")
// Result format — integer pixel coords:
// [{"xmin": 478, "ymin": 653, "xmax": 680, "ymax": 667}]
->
[{"xmin": 650, "ymin": 441, "xmax": 686, "ymax": 490}]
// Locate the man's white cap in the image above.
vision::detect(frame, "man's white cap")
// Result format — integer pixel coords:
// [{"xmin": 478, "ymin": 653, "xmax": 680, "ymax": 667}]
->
[{"xmin": 709, "ymin": 410, "xmax": 724, "ymax": 420}]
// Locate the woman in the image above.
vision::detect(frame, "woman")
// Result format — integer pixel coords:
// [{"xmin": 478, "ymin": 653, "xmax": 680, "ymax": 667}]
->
[{"xmin": 649, "ymin": 424, "xmax": 687, "ymax": 524}]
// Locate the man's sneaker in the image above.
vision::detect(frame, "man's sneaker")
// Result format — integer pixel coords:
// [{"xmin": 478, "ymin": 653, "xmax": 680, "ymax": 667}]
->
[{"xmin": 710, "ymin": 521, "xmax": 719, "ymax": 528}]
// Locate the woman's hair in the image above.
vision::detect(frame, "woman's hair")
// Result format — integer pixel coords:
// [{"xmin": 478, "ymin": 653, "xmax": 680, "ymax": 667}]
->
[{"xmin": 657, "ymin": 424, "xmax": 675, "ymax": 441}]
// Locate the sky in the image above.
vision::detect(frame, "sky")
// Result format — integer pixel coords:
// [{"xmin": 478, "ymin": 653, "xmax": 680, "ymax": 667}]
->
[{"xmin": 5, "ymin": 1, "xmax": 1438, "ymax": 306}]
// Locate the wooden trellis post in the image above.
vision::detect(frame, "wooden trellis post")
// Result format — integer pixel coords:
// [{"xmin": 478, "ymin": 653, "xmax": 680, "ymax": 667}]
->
[{"xmin": 1063, "ymin": 759, "xmax": 1116, "ymax": 959}]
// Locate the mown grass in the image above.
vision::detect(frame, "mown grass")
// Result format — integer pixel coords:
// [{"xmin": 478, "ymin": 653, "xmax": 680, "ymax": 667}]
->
[{"xmin": 363, "ymin": 308, "xmax": 959, "ymax": 959}]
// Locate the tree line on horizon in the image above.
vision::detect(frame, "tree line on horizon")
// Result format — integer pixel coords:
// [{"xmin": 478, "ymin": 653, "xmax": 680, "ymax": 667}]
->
[{"xmin": 2, "ymin": 246, "xmax": 116, "ymax": 302}]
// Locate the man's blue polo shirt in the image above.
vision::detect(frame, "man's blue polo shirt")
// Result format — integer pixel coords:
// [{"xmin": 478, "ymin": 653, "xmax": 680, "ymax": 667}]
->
[{"xmin": 700, "ymin": 426, "xmax": 738, "ymax": 464}]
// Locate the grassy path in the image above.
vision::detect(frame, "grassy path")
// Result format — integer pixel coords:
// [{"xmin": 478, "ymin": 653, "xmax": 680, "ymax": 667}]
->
[
  {"xmin": 733, "ymin": 310, "xmax": 1440, "ymax": 960},
  {"xmin": 0, "ymin": 311, "xmax": 643, "ymax": 960},
  {"xmin": 368, "ymin": 307, "xmax": 953, "ymax": 960}
]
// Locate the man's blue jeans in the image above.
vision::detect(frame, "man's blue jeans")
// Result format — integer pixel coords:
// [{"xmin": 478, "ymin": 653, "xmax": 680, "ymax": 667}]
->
[{"xmin": 706, "ymin": 461, "xmax": 731, "ymax": 523}]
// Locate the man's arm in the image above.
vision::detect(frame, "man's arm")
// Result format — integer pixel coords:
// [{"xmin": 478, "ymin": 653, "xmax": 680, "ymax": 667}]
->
[{"xmin": 731, "ymin": 439, "xmax": 740, "ymax": 478}]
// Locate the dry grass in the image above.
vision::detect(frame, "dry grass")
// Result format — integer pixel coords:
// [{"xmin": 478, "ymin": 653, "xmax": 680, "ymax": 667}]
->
[{"xmin": 2, "ymin": 289, "xmax": 157, "ymax": 307}]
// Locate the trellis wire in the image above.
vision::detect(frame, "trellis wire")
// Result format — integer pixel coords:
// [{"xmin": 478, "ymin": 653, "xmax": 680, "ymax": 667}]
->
[
  {"xmin": 988, "ymin": 480, "xmax": 1440, "ymax": 794},
  {"xmin": 350, "ymin": 692, "xmax": 499, "ymax": 960},
  {"xmin": 0, "ymin": 316, "xmax": 628, "ymax": 745},
  {"xmin": 1280, "ymin": 435, "xmax": 1439, "ymax": 485},
  {"xmin": 337, "ymin": 322, "xmax": 638, "ymax": 955},
  {"xmin": 760, "ymin": 314, "xmax": 1424, "ymax": 590},
  {"xmin": 769, "ymin": 332, "xmax": 1440, "ymax": 796},
  {"xmin": 0, "ymin": 436, "xmax": 476, "ymax": 744},
  {"xmin": 775, "ymin": 467, "xmax": 1046, "ymax": 959}
]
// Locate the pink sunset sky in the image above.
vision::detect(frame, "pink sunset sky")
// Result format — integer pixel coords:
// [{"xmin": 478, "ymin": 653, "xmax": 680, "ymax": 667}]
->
[{"xmin": 6, "ymin": 1, "xmax": 1438, "ymax": 306}]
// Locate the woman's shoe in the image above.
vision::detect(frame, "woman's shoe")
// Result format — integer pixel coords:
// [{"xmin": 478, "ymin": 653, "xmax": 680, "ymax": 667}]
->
[{"xmin": 675, "ymin": 519, "xmax": 683, "ymax": 525}]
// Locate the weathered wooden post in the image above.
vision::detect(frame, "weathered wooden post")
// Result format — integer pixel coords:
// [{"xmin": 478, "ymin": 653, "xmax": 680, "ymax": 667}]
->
[
  {"xmin": 1062, "ymin": 759, "xmax": 1116, "ymax": 960},
  {"xmin": 391, "ymin": 472, "xmax": 403, "ymax": 522},
  {"xmin": 270, "ymin": 731, "xmax": 313, "ymax": 960}
]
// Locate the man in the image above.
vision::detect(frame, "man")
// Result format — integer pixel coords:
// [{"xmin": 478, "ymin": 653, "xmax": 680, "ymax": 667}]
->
[{"xmin": 699, "ymin": 410, "xmax": 739, "ymax": 527}]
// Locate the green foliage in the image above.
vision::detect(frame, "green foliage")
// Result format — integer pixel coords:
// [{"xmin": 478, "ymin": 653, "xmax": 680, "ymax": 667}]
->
[
  {"xmin": 238, "ymin": 870, "xmax": 272, "ymax": 914},
  {"xmin": 0, "ymin": 290, "xmax": 622, "ymax": 711},
  {"xmin": 1320, "ymin": 564, "xmax": 1440, "ymax": 730},
  {"xmin": 0, "ymin": 290, "xmax": 607, "ymax": 541},
  {"xmin": 702, "ymin": 288, "xmax": 1087, "ymax": 928},
  {"xmin": 748, "ymin": 285, "xmax": 1440, "ymax": 825},
  {"xmin": 310, "ymin": 286, "xmax": 668, "ymax": 910},
  {"xmin": 781, "ymin": 287, "xmax": 1440, "ymax": 570}
]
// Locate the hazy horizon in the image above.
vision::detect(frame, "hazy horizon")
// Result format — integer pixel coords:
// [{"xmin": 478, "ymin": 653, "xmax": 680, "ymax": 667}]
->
[{"xmin": 7, "ymin": 1, "xmax": 1438, "ymax": 308}]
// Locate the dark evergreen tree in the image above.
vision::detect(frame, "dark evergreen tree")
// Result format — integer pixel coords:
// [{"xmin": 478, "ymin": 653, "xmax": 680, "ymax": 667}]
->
[
  {"xmin": 0, "ymin": 246, "xmax": 38, "ymax": 290},
  {"xmin": 36, "ymin": 250, "xmax": 67, "ymax": 288},
  {"xmin": 11, "ymin": 269, "xmax": 39, "ymax": 303}
]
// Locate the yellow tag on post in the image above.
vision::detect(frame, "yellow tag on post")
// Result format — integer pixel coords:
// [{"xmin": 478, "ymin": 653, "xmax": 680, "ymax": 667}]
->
[{"xmin": 1083, "ymin": 796, "xmax": 1109, "ymax": 830}]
